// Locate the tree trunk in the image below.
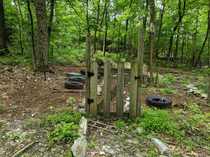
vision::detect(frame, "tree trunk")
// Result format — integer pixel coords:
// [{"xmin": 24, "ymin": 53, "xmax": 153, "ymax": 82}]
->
[
  {"xmin": 208, "ymin": 37, "xmax": 210, "ymax": 66},
  {"xmin": 148, "ymin": 0, "xmax": 156, "ymax": 85},
  {"xmin": 193, "ymin": 1, "xmax": 210, "ymax": 67},
  {"xmin": 15, "ymin": 2, "xmax": 23, "ymax": 54},
  {"xmin": 94, "ymin": 0, "xmax": 100, "ymax": 54},
  {"xmin": 17, "ymin": 0, "xmax": 36, "ymax": 70},
  {"xmin": 27, "ymin": 0, "xmax": 35, "ymax": 57},
  {"xmin": 180, "ymin": 36, "xmax": 185, "ymax": 63},
  {"xmin": 86, "ymin": 0, "xmax": 90, "ymax": 33},
  {"xmin": 124, "ymin": 0, "xmax": 132, "ymax": 51},
  {"xmin": 174, "ymin": 28, "xmax": 179, "ymax": 61},
  {"xmin": 207, "ymin": 77, "xmax": 210, "ymax": 104},
  {"xmin": 143, "ymin": 0, "xmax": 149, "ymax": 29},
  {"xmin": 35, "ymin": 0, "xmax": 49, "ymax": 70},
  {"xmin": 154, "ymin": 1, "xmax": 166, "ymax": 60},
  {"xmin": 0, "ymin": 0, "xmax": 8, "ymax": 55},
  {"xmin": 117, "ymin": 22, "xmax": 121, "ymax": 56},
  {"xmin": 48, "ymin": 0, "xmax": 55, "ymax": 46},
  {"xmin": 96, "ymin": 0, "xmax": 107, "ymax": 52},
  {"xmin": 166, "ymin": 0, "xmax": 186, "ymax": 63},
  {"xmin": 103, "ymin": 9, "xmax": 107, "ymax": 56}
]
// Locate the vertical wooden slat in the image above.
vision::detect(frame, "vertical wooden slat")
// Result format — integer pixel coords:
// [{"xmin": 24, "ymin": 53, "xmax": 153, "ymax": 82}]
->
[
  {"xmin": 103, "ymin": 61, "xmax": 111, "ymax": 117},
  {"xmin": 116, "ymin": 62, "xmax": 124, "ymax": 117},
  {"xmin": 137, "ymin": 28, "xmax": 145, "ymax": 117},
  {"xmin": 90, "ymin": 61, "xmax": 98, "ymax": 117},
  {"xmin": 130, "ymin": 62, "xmax": 138, "ymax": 118},
  {"xmin": 85, "ymin": 33, "xmax": 91, "ymax": 114}
]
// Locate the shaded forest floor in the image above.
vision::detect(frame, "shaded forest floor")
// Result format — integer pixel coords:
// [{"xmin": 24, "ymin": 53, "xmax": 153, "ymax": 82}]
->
[{"xmin": 0, "ymin": 62, "xmax": 210, "ymax": 157}]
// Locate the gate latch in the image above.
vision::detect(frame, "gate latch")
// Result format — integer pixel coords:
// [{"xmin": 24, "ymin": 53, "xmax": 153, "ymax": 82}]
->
[
  {"xmin": 135, "ymin": 76, "xmax": 141, "ymax": 79},
  {"xmin": 88, "ymin": 72, "xmax": 94, "ymax": 77},
  {"xmin": 88, "ymin": 98, "xmax": 94, "ymax": 104}
]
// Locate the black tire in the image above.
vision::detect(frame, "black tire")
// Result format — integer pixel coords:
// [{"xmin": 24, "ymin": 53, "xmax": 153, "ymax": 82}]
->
[
  {"xmin": 65, "ymin": 81, "xmax": 84, "ymax": 89},
  {"xmin": 67, "ymin": 72, "xmax": 81, "ymax": 77},
  {"xmin": 80, "ymin": 69, "xmax": 101, "ymax": 79},
  {"xmin": 146, "ymin": 96, "xmax": 172, "ymax": 109},
  {"xmin": 69, "ymin": 76, "xmax": 85, "ymax": 83}
]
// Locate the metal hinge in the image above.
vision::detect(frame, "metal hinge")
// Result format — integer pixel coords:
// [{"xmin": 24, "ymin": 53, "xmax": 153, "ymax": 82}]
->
[
  {"xmin": 88, "ymin": 98, "xmax": 94, "ymax": 104},
  {"xmin": 88, "ymin": 72, "xmax": 94, "ymax": 77}
]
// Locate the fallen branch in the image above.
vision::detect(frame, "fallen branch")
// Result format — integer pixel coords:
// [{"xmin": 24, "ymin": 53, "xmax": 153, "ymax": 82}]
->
[
  {"xmin": 159, "ymin": 97, "xmax": 165, "ymax": 102},
  {"xmin": 12, "ymin": 141, "xmax": 37, "ymax": 157},
  {"xmin": 52, "ymin": 90, "xmax": 85, "ymax": 93}
]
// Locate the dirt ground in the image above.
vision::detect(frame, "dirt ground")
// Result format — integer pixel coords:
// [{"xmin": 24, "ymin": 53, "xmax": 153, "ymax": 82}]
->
[{"xmin": 0, "ymin": 63, "xmax": 210, "ymax": 156}]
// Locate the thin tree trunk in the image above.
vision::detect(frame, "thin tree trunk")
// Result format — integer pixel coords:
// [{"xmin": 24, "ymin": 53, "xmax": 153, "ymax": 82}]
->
[
  {"xmin": 166, "ymin": 0, "xmax": 186, "ymax": 63},
  {"xmin": 180, "ymin": 36, "xmax": 185, "ymax": 63},
  {"xmin": 117, "ymin": 22, "xmax": 121, "ymax": 55},
  {"xmin": 17, "ymin": 0, "xmax": 36, "ymax": 70},
  {"xmin": 174, "ymin": 28, "xmax": 179, "ymax": 61},
  {"xmin": 208, "ymin": 37, "xmax": 209, "ymax": 66},
  {"xmin": 103, "ymin": 9, "xmax": 107, "ymax": 56},
  {"xmin": 27, "ymin": 0, "xmax": 35, "ymax": 57},
  {"xmin": 124, "ymin": 0, "xmax": 132, "ymax": 50},
  {"xmin": 86, "ymin": 0, "xmax": 90, "ymax": 33},
  {"xmin": 48, "ymin": 0, "xmax": 55, "ymax": 46},
  {"xmin": 154, "ymin": 1, "xmax": 166, "ymax": 60},
  {"xmin": 194, "ymin": 1, "xmax": 210, "ymax": 67},
  {"xmin": 15, "ymin": 2, "xmax": 23, "ymax": 54},
  {"xmin": 94, "ymin": 0, "xmax": 100, "ymax": 54},
  {"xmin": 96, "ymin": 0, "xmax": 107, "ymax": 51},
  {"xmin": 0, "ymin": 0, "xmax": 8, "ymax": 55},
  {"xmin": 143, "ymin": 0, "xmax": 148, "ymax": 29},
  {"xmin": 112, "ymin": 17, "xmax": 116, "ymax": 53},
  {"xmin": 207, "ymin": 77, "xmax": 210, "ymax": 104}
]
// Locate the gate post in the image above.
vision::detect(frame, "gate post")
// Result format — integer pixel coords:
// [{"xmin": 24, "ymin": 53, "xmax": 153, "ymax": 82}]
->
[
  {"xmin": 90, "ymin": 61, "xmax": 98, "ymax": 117},
  {"xmin": 103, "ymin": 61, "xmax": 111, "ymax": 117},
  {"xmin": 85, "ymin": 33, "xmax": 91, "ymax": 114},
  {"xmin": 137, "ymin": 28, "xmax": 145, "ymax": 117},
  {"xmin": 116, "ymin": 62, "xmax": 124, "ymax": 117},
  {"xmin": 130, "ymin": 62, "xmax": 138, "ymax": 118}
]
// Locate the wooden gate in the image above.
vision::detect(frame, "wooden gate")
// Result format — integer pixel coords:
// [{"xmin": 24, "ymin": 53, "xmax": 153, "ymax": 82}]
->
[{"xmin": 85, "ymin": 28, "xmax": 145, "ymax": 118}]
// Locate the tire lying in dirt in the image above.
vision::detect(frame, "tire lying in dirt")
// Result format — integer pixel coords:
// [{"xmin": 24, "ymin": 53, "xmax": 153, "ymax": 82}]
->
[
  {"xmin": 80, "ymin": 69, "xmax": 101, "ymax": 79},
  {"xmin": 67, "ymin": 72, "xmax": 81, "ymax": 77},
  {"xmin": 69, "ymin": 76, "xmax": 85, "ymax": 83},
  {"xmin": 65, "ymin": 81, "xmax": 84, "ymax": 89},
  {"xmin": 146, "ymin": 96, "xmax": 172, "ymax": 109}
]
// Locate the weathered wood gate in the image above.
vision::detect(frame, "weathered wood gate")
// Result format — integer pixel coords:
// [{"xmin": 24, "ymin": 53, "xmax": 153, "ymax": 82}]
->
[{"xmin": 85, "ymin": 28, "xmax": 145, "ymax": 118}]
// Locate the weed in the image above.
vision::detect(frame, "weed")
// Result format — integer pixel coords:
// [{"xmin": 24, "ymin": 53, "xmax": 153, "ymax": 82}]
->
[
  {"xmin": 47, "ymin": 106, "xmax": 54, "ymax": 111},
  {"xmin": 160, "ymin": 87, "xmax": 177, "ymax": 95},
  {"xmin": 114, "ymin": 119, "xmax": 127, "ymax": 130},
  {"xmin": 0, "ymin": 103, "xmax": 4, "ymax": 110},
  {"xmin": 87, "ymin": 142, "xmax": 96, "ymax": 151},
  {"xmin": 12, "ymin": 132, "xmax": 21, "ymax": 139},
  {"xmin": 66, "ymin": 97, "xmax": 76, "ymax": 104},
  {"xmin": 0, "ymin": 85, "xmax": 7, "ymax": 88}
]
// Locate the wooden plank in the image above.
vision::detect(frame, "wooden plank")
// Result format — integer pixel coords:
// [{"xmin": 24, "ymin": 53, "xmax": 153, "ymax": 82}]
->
[
  {"xmin": 137, "ymin": 28, "xmax": 145, "ymax": 117},
  {"xmin": 90, "ymin": 61, "xmax": 98, "ymax": 117},
  {"xmin": 98, "ymin": 68, "xmax": 130, "ymax": 74},
  {"xmin": 97, "ymin": 74, "xmax": 130, "ymax": 112},
  {"xmin": 130, "ymin": 62, "xmax": 138, "ymax": 118},
  {"xmin": 103, "ymin": 61, "xmax": 111, "ymax": 117},
  {"xmin": 116, "ymin": 62, "xmax": 124, "ymax": 117},
  {"xmin": 85, "ymin": 33, "xmax": 91, "ymax": 114}
]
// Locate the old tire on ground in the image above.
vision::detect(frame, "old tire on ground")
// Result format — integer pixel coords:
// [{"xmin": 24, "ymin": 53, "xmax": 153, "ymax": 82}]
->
[
  {"xmin": 146, "ymin": 96, "xmax": 172, "ymax": 109},
  {"xmin": 67, "ymin": 72, "xmax": 81, "ymax": 77},
  {"xmin": 80, "ymin": 69, "xmax": 101, "ymax": 79},
  {"xmin": 69, "ymin": 76, "xmax": 85, "ymax": 83},
  {"xmin": 65, "ymin": 81, "xmax": 84, "ymax": 89}
]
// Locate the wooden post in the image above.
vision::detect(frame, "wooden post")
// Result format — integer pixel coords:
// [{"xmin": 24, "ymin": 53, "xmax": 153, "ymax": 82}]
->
[
  {"xmin": 137, "ymin": 28, "xmax": 145, "ymax": 117},
  {"xmin": 85, "ymin": 33, "xmax": 91, "ymax": 114},
  {"xmin": 116, "ymin": 62, "xmax": 124, "ymax": 117},
  {"xmin": 130, "ymin": 62, "xmax": 138, "ymax": 118},
  {"xmin": 103, "ymin": 61, "xmax": 111, "ymax": 117},
  {"xmin": 90, "ymin": 61, "xmax": 98, "ymax": 117}
]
